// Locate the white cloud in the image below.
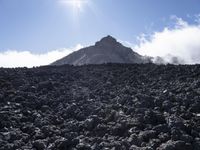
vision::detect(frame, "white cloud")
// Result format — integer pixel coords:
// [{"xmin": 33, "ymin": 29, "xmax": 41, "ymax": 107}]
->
[
  {"xmin": 2, "ymin": 15, "xmax": 200, "ymax": 67},
  {"xmin": 134, "ymin": 15, "xmax": 200, "ymax": 64},
  {"xmin": 0, "ymin": 44, "xmax": 83, "ymax": 68},
  {"xmin": 195, "ymin": 14, "xmax": 200, "ymax": 24},
  {"xmin": 170, "ymin": 15, "xmax": 189, "ymax": 28}
]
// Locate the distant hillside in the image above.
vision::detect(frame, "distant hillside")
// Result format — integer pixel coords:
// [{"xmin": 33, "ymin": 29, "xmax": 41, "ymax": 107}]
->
[{"xmin": 51, "ymin": 35, "xmax": 151, "ymax": 66}]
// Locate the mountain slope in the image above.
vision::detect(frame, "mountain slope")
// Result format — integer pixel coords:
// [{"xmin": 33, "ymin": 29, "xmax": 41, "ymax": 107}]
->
[{"xmin": 51, "ymin": 36, "xmax": 151, "ymax": 66}]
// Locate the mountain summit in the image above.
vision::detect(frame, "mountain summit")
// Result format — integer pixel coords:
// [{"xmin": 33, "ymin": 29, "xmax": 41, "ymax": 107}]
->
[{"xmin": 51, "ymin": 36, "xmax": 151, "ymax": 66}]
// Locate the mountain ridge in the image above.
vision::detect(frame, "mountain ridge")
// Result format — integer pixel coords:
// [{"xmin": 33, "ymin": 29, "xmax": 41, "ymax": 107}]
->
[{"xmin": 51, "ymin": 35, "xmax": 152, "ymax": 66}]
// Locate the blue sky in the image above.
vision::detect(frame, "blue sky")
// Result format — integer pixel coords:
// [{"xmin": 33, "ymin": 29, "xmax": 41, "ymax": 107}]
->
[
  {"xmin": 0, "ymin": 0, "xmax": 200, "ymax": 52},
  {"xmin": 0, "ymin": 0, "xmax": 200, "ymax": 67}
]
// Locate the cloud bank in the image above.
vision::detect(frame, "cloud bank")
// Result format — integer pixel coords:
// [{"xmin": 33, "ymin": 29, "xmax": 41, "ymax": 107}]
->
[
  {"xmin": 134, "ymin": 15, "xmax": 200, "ymax": 64},
  {"xmin": 0, "ymin": 44, "xmax": 83, "ymax": 68},
  {"xmin": 1, "ymin": 15, "xmax": 200, "ymax": 67}
]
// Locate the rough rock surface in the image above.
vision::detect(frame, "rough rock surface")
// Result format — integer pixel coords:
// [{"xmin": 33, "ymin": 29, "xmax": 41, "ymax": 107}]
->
[
  {"xmin": 0, "ymin": 63, "xmax": 200, "ymax": 150},
  {"xmin": 51, "ymin": 36, "xmax": 151, "ymax": 66}
]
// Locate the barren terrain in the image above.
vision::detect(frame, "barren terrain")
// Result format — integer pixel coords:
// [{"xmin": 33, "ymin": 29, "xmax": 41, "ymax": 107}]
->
[{"xmin": 0, "ymin": 64, "xmax": 200, "ymax": 150}]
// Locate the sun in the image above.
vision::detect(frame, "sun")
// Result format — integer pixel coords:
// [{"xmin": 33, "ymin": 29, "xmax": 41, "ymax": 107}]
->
[
  {"xmin": 60, "ymin": 0, "xmax": 88, "ymax": 11},
  {"xmin": 71, "ymin": 0, "xmax": 82, "ymax": 9}
]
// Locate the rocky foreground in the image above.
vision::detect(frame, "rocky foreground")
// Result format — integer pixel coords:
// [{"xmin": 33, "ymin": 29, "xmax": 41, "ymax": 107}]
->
[{"xmin": 0, "ymin": 64, "xmax": 200, "ymax": 150}]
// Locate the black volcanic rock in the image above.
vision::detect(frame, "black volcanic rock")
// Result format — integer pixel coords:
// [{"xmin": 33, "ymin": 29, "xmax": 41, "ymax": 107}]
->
[
  {"xmin": 51, "ymin": 35, "xmax": 151, "ymax": 66},
  {"xmin": 0, "ymin": 64, "xmax": 200, "ymax": 149}
]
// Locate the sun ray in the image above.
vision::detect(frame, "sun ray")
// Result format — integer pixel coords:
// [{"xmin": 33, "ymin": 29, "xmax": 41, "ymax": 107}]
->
[{"xmin": 60, "ymin": 0, "xmax": 88, "ymax": 12}]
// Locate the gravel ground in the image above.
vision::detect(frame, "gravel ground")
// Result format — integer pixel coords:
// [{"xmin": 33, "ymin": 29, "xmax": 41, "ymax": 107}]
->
[{"xmin": 0, "ymin": 63, "xmax": 200, "ymax": 150}]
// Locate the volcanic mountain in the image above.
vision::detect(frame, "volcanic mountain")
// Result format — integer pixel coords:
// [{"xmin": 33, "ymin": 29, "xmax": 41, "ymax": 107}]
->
[{"xmin": 51, "ymin": 36, "xmax": 151, "ymax": 66}]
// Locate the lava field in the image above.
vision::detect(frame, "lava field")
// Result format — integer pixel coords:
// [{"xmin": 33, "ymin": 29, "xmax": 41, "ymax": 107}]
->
[{"xmin": 0, "ymin": 63, "xmax": 200, "ymax": 150}]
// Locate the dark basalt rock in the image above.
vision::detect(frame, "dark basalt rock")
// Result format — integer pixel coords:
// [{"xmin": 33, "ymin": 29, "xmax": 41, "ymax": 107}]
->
[
  {"xmin": 0, "ymin": 64, "xmax": 200, "ymax": 149},
  {"xmin": 157, "ymin": 140, "xmax": 193, "ymax": 150},
  {"xmin": 139, "ymin": 130, "xmax": 157, "ymax": 143},
  {"xmin": 33, "ymin": 139, "xmax": 47, "ymax": 150}
]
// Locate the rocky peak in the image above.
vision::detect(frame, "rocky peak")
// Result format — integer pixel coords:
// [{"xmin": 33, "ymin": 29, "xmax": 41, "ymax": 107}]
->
[
  {"xmin": 95, "ymin": 35, "xmax": 120, "ymax": 47},
  {"xmin": 100, "ymin": 35, "xmax": 117, "ymax": 43},
  {"xmin": 51, "ymin": 35, "xmax": 152, "ymax": 66}
]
